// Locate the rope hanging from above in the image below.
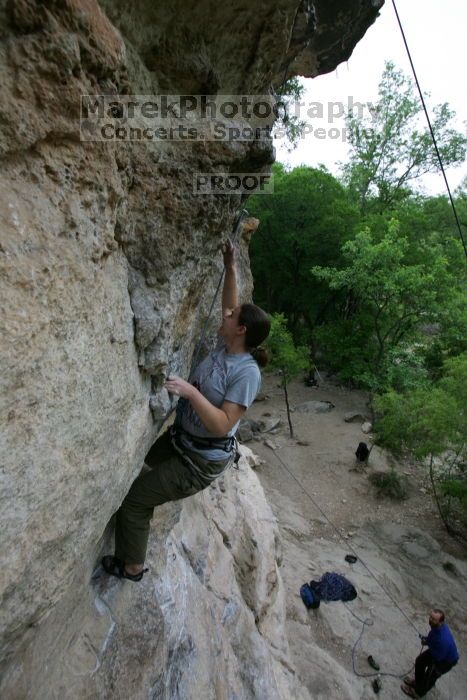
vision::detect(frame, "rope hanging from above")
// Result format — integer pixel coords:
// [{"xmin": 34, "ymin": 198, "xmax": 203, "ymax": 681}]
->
[{"xmin": 391, "ymin": 0, "xmax": 467, "ymax": 260}]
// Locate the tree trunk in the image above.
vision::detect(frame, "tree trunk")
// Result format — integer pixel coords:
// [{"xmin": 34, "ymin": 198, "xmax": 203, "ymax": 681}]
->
[
  {"xmin": 429, "ymin": 454, "xmax": 452, "ymax": 534},
  {"xmin": 283, "ymin": 379, "xmax": 294, "ymax": 438}
]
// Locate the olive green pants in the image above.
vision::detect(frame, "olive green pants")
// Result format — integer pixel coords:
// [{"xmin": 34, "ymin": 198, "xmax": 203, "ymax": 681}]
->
[{"xmin": 115, "ymin": 430, "xmax": 231, "ymax": 565}]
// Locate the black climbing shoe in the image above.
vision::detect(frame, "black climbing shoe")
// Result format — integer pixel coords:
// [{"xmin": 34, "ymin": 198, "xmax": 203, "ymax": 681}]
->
[
  {"xmin": 101, "ymin": 555, "xmax": 148, "ymax": 582},
  {"xmin": 372, "ymin": 678, "xmax": 382, "ymax": 693},
  {"xmin": 368, "ymin": 655, "xmax": 380, "ymax": 671}
]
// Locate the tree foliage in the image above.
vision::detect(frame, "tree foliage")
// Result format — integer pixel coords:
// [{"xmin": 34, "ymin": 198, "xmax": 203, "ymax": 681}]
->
[
  {"xmin": 342, "ymin": 61, "xmax": 466, "ymax": 212},
  {"xmin": 273, "ymin": 78, "xmax": 308, "ymax": 151},
  {"xmin": 248, "ymin": 60, "xmax": 466, "ymax": 543},
  {"xmin": 375, "ymin": 354, "xmax": 467, "ymax": 540},
  {"xmin": 249, "ymin": 164, "xmax": 358, "ymax": 344},
  {"xmin": 311, "ymin": 218, "xmax": 454, "ymax": 392}
]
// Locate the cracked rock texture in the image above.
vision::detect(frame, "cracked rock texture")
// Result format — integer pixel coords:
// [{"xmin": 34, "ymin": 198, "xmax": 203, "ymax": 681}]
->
[
  {"xmin": 0, "ymin": 0, "xmax": 383, "ymax": 695},
  {"xmin": 0, "ymin": 448, "xmax": 312, "ymax": 699}
]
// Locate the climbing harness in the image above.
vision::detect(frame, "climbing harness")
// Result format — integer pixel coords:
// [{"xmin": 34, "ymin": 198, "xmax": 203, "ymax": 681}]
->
[
  {"xmin": 169, "ymin": 426, "xmax": 239, "ymax": 483},
  {"xmin": 171, "ymin": 425, "xmax": 236, "ymax": 454}
]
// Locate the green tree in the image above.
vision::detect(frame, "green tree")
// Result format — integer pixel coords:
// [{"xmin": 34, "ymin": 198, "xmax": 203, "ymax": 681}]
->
[
  {"xmin": 375, "ymin": 354, "xmax": 467, "ymax": 541},
  {"xmin": 266, "ymin": 313, "xmax": 309, "ymax": 437},
  {"xmin": 343, "ymin": 61, "xmax": 466, "ymax": 212},
  {"xmin": 388, "ymin": 192, "xmax": 467, "ymax": 362},
  {"xmin": 312, "ymin": 218, "xmax": 454, "ymax": 394},
  {"xmin": 273, "ymin": 78, "xmax": 308, "ymax": 151},
  {"xmin": 249, "ymin": 164, "xmax": 359, "ymax": 350}
]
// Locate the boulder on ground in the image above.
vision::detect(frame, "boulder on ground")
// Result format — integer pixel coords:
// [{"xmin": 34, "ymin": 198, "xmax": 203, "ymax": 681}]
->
[
  {"xmin": 264, "ymin": 439, "xmax": 277, "ymax": 450},
  {"xmin": 344, "ymin": 411, "xmax": 368, "ymax": 423},
  {"xmin": 368, "ymin": 445, "xmax": 394, "ymax": 474},
  {"xmin": 238, "ymin": 416, "xmax": 281, "ymax": 442},
  {"xmin": 238, "ymin": 419, "xmax": 261, "ymax": 442},
  {"xmin": 257, "ymin": 416, "xmax": 281, "ymax": 433},
  {"xmin": 295, "ymin": 401, "xmax": 335, "ymax": 413}
]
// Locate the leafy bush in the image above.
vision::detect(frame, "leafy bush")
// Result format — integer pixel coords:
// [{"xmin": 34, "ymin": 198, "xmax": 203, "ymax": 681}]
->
[
  {"xmin": 440, "ymin": 475, "xmax": 467, "ymax": 528},
  {"xmin": 368, "ymin": 469, "xmax": 409, "ymax": 500},
  {"xmin": 374, "ymin": 354, "xmax": 467, "ymax": 541}
]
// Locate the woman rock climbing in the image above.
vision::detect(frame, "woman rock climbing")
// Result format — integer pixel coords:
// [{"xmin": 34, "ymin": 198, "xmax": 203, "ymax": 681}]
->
[{"xmin": 102, "ymin": 239, "xmax": 270, "ymax": 581}]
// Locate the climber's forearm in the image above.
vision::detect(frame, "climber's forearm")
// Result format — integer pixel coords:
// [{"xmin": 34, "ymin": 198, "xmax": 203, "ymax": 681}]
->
[
  {"xmin": 164, "ymin": 377, "xmax": 245, "ymax": 436},
  {"xmin": 222, "ymin": 264, "xmax": 238, "ymax": 311}
]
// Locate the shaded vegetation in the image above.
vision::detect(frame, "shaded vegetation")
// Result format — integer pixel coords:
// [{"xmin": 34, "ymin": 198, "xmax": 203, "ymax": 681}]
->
[
  {"xmin": 248, "ymin": 61, "xmax": 466, "ymax": 541},
  {"xmin": 265, "ymin": 313, "xmax": 308, "ymax": 437},
  {"xmin": 368, "ymin": 469, "xmax": 410, "ymax": 501}
]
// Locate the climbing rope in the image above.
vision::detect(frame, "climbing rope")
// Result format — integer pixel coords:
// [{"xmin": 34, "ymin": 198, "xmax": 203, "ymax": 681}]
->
[
  {"xmin": 344, "ymin": 601, "xmax": 420, "ymax": 680},
  {"xmin": 391, "ymin": 0, "xmax": 467, "ymax": 260},
  {"xmin": 272, "ymin": 447, "xmax": 421, "ymax": 634},
  {"xmin": 268, "ymin": 447, "xmax": 426, "ymax": 680},
  {"xmin": 188, "ymin": 208, "xmax": 248, "ymax": 380}
]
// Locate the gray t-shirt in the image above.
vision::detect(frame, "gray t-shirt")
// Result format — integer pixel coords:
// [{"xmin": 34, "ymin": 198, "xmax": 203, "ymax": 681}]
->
[{"xmin": 175, "ymin": 342, "xmax": 261, "ymax": 460}]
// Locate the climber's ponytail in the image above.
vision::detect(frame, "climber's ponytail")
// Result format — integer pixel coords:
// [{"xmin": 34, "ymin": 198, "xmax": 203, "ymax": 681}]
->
[{"xmin": 238, "ymin": 304, "xmax": 271, "ymax": 367}]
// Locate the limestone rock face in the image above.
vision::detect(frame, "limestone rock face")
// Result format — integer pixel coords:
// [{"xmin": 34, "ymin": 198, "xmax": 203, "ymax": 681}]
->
[
  {"xmin": 0, "ymin": 0, "xmax": 383, "ymax": 693},
  {"xmin": 0, "ymin": 448, "xmax": 311, "ymax": 699}
]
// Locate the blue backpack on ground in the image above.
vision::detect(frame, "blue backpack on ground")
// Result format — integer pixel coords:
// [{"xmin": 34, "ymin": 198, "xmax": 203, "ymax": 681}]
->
[
  {"xmin": 310, "ymin": 572, "xmax": 357, "ymax": 602},
  {"xmin": 300, "ymin": 583, "xmax": 321, "ymax": 609},
  {"xmin": 300, "ymin": 572, "xmax": 357, "ymax": 610}
]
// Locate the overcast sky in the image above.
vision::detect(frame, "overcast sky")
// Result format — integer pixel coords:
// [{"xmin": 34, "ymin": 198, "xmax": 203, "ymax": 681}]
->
[{"xmin": 276, "ymin": 0, "xmax": 467, "ymax": 195}]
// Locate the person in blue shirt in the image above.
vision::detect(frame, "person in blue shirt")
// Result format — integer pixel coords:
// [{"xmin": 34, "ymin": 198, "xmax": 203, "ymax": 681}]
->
[{"xmin": 401, "ymin": 608, "xmax": 459, "ymax": 698}]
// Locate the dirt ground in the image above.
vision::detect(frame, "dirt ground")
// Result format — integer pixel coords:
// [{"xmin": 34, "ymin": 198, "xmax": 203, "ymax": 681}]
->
[
  {"xmin": 245, "ymin": 373, "xmax": 467, "ymax": 700},
  {"xmin": 248, "ymin": 373, "xmax": 465, "ymax": 555}
]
